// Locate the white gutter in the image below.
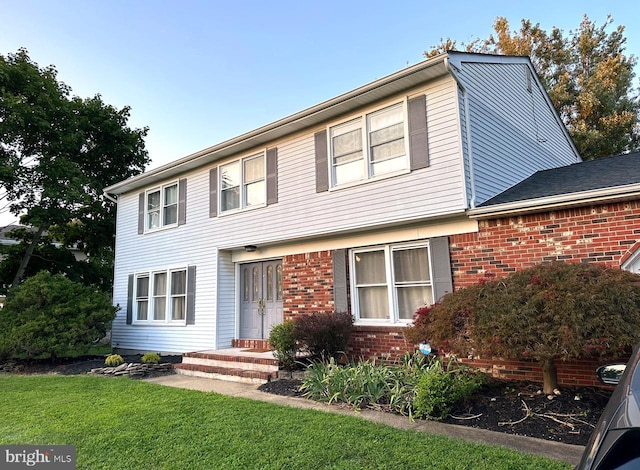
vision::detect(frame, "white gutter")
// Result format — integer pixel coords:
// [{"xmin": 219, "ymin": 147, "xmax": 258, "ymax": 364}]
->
[
  {"xmin": 102, "ymin": 192, "xmax": 118, "ymax": 204},
  {"xmin": 468, "ymin": 184, "xmax": 640, "ymax": 219},
  {"xmin": 444, "ymin": 56, "xmax": 477, "ymax": 209}
]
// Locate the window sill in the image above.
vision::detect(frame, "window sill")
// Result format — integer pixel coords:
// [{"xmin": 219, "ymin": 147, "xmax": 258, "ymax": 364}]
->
[
  {"xmin": 143, "ymin": 223, "xmax": 178, "ymax": 234},
  {"xmin": 353, "ymin": 320, "xmax": 410, "ymax": 328},
  {"xmin": 131, "ymin": 321, "xmax": 187, "ymax": 327},
  {"xmin": 329, "ymin": 168, "xmax": 410, "ymax": 192},
  {"xmin": 218, "ymin": 203, "xmax": 267, "ymax": 217}
]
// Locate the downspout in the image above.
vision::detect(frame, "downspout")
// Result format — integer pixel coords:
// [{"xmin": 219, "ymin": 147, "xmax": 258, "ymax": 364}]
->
[
  {"xmin": 444, "ymin": 57, "xmax": 477, "ymax": 209},
  {"xmin": 103, "ymin": 191, "xmax": 118, "ymax": 204}
]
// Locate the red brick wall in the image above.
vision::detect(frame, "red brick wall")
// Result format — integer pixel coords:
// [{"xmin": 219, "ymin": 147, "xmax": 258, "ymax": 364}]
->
[
  {"xmin": 277, "ymin": 210, "xmax": 640, "ymax": 387},
  {"xmin": 282, "ymin": 251, "xmax": 335, "ymax": 320},
  {"xmin": 451, "ymin": 201, "xmax": 640, "ymax": 287}
]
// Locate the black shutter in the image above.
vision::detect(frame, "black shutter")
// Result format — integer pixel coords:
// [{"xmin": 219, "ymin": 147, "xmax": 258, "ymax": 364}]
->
[
  {"xmin": 209, "ymin": 168, "xmax": 218, "ymax": 218},
  {"xmin": 315, "ymin": 130, "xmax": 329, "ymax": 192},
  {"xmin": 178, "ymin": 178, "xmax": 187, "ymax": 226},
  {"xmin": 186, "ymin": 266, "xmax": 196, "ymax": 325},
  {"xmin": 430, "ymin": 236, "xmax": 453, "ymax": 301},
  {"xmin": 266, "ymin": 148, "xmax": 278, "ymax": 205},
  {"xmin": 126, "ymin": 274, "xmax": 134, "ymax": 324},
  {"xmin": 332, "ymin": 249, "xmax": 348, "ymax": 313},
  {"xmin": 137, "ymin": 193, "xmax": 145, "ymax": 234},
  {"xmin": 408, "ymin": 95, "xmax": 429, "ymax": 170}
]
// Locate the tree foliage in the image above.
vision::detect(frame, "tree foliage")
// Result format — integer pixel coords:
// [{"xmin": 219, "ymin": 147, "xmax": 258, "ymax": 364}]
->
[
  {"xmin": 406, "ymin": 262, "xmax": 640, "ymax": 393},
  {"xmin": 0, "ymin": 271, "xmax": 118, "ymax": 361},
  {"xmin": 426, "ymin": 15, "xmax": 640, "ymax": 160},
  {"xmin": 0, "ymin": 48, "xmax": 149, "ymax": 291}
]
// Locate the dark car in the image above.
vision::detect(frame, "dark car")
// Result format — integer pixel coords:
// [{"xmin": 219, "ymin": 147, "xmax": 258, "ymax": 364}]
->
[{"xmin": 578, "ymin": 343, "xmax": 640, "ymax": 469}]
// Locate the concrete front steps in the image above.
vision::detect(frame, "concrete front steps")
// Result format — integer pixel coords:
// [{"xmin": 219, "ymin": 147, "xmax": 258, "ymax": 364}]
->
[{"xmin": 174, "ymin": 339, "xmax": 279, "ymax": 384}]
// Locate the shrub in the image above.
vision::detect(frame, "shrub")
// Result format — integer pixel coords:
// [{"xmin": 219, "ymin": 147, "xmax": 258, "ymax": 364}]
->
[
  {"xmin": 269, "ymin": 320, "xmax": 298, "ymax": 370},
  {"xmin": 293, "ymin": 311, "xmax": 353, "ymax": 361},
  {"xmin": 413, "ymin": 359, "xmax": 483, "ymax": 420},
  {"xmin": 141, "ymin": 352, "xmax": 161, "ymax": 364},
  {"xmin": 406, "ymin": 262, "xmax": 640, "ymax": 394},
  {"xmin": 105, "ymin": 354, "xmax": 124, "ymax": 366},
  {"xmin": 0, "ymin": 271, "xmax": 118, "ymax": 361}
]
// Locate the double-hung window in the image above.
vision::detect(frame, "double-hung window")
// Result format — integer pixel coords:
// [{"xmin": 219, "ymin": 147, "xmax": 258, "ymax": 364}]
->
[
  {"xmin": 134, "ymin": 268, "xmax": 188, "ymax": 323},
  {"xmin": 146, "ymin": 182, "xmax": 178, "ymax": 230},
  {"xmin": 351, "ymin": 243, "xmax": 433, "ymax": 323},
  {"xmin": 330, "ymin": 102, "xmax": 408, "ymax": 187},
  {"xmin": 220, "ymin": 152, "xmax": 265, "ymax": 213}
]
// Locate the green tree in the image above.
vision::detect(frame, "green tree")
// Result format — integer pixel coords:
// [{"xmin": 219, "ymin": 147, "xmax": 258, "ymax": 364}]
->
[
  {"xmin": 406, "ymin": 262, "xmax": 640, "ymax": 394},
  {"xmin": 426, "ymin": 15, "xmax": 640, "ymax": 160},
  {"xmin": 0, "ymin": 48, "xmax": 149, "ymax": 290},
  {"xmin": 0, "ymin": 271, "xmax": 118, "ymax": 361}
]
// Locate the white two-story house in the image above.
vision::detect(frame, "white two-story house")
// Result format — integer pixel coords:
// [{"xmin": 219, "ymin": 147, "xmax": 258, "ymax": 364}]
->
[{"xmin": 104, "ymin": 51, "xmax": 580, "ymax": 368}]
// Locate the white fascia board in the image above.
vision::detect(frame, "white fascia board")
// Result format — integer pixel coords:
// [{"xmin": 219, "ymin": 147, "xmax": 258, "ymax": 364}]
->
[
  {"xmin": 468, "ymin": 184, "xmax": 640, "ymax": 219},
  {"xmin": 105, "ymin": 55, "xmax": 450, "ymax": 196}
]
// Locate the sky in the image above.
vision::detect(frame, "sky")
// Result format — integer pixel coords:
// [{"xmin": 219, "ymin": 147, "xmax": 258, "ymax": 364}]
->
[{"xmin": 1, "ymin": 0, "xmax": 640, "ymax": 227}]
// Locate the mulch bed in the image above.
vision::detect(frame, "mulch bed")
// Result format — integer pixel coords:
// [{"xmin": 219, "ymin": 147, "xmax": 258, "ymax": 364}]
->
[{"xmin": 258, "ymin": 377, "xmax": 612, "ymax": 446}]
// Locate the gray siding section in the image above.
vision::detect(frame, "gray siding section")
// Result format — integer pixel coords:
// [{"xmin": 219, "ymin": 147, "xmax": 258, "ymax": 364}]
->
[
  {"xmin": 216, "ymin": 250, "xmax": 236, "ymax": 348},
  {"xmin": 458, "ymin": 62, "xmax": 578, "ymax": 205}
]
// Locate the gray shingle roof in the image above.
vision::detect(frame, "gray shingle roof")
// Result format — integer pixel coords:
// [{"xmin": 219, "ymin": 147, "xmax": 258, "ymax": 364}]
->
[{"xmin": 479, "ymin": 152, "xmax": 640, "ymax": 207}]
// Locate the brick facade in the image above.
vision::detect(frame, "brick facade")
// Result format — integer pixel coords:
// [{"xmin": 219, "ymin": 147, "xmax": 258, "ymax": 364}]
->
[
  {"xmin": 277, "ymin": 201, "xmax": 640, "ymax": 387},
  {"xmin": 451, "ymin": 200, "xmax": 640, "ymax": 287}
]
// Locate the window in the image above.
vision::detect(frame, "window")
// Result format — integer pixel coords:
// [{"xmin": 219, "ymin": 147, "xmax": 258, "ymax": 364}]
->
[
  {"xmin": 134, "ymin": 268, "xmax": 188, "ymax": 324},
  {"xmin": 330, "ymin": 103, "xmax": 407, "ymax": 186},
  {"xmin": 146, "ymin": 182, "xmax": 178, "ymax": 230},
  {"xmin": 351, "ymin": 243, "xmax": 433, "ymax": 323},
  {"xmin": 220, "ymin": 152, "xmax": 265, "ymax": 213}
]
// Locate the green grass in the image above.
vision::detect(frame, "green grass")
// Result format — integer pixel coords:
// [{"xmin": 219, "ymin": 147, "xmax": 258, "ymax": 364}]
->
[{"xmin": 0, "ymin": 375, "xmax": 570, "ymax": 470}]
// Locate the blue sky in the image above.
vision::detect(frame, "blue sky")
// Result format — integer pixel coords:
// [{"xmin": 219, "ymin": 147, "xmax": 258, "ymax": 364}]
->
[{"xmin": 1, "ymin": 1, "xmax": 639, "ymax": 225}]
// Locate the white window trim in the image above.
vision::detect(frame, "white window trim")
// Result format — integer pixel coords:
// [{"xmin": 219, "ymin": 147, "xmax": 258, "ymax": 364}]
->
[
  {"xmin": 350, "ymin": 242, "xmax": 434, "ymax": 325},
  {"xmin": 328, "ymin": 100, "xmax": 410, "ymax": 189},
  {"xmin": 132, "ymin": 266, "xmax": 188, "ymax": 326},
  {"xmin": 144, "ymin": 181, "xmax": 179, "ymax": 233},
  {"xmin": 218, "ymin": 151, "xmax": 267, "ymax": 215}
]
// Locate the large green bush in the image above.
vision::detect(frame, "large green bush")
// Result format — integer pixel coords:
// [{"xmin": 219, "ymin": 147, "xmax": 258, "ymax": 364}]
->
[
  {"xmin": 406, "ymin": 262, "xmax": 640, "ymax": 393},
  {"xmin": 293, "ymin": 311, "xmax": 353, "ymax": 361},
  {"xmin": 0, "ymin": 271, "xmax": 118, "ymax": 361}
]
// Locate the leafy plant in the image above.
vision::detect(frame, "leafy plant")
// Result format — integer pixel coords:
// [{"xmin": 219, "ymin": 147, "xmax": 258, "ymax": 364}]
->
[
  {"xmin": 0, "ymin": 271, "xmax": 118, "ymax": 361},
  {"xmin": 413, "ymin": 359, "xmax": 484, "ymax": 420},
  {"xmin": 406, "ymin": 262, "xmax": 640, "ymax": 393},
  {"xmin": 293, "ymin": 311, "xmax": 353, "ymax": 361},
  {"xmin": 269, "ymin": 320, "xmax": 298, "ymax": 370},
  {"xmin": 105, "ymin": 354, "xmax": 124, "ymax": 367},
  {"xmin": 141, "ymin": 353, "xmax": 161, "ymax": 364}
]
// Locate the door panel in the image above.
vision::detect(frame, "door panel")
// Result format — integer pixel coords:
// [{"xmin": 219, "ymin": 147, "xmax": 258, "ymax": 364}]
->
[{"xmin": 239, "ymin": 260, "xmax": 283, "ymax": 339}]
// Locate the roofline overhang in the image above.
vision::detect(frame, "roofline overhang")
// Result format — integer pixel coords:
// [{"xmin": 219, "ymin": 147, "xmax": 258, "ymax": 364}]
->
[
  {"xmin": 104, "ymin": 54, "xmax": 450, "ymax": 196},
  {"xmin": 468, "ymin": 184, "xmax": 640, "ymax": 219}
]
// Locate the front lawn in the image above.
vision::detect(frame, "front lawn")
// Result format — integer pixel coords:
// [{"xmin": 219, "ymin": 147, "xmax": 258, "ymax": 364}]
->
[{"xmin": 0, "ymin": 375, "xmax": 569, "ymax": 469}]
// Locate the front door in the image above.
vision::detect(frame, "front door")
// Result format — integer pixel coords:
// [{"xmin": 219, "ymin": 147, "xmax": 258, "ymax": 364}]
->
[{"xmin": 239, "ymin": 260, "xmax": 283, "ymax": 339}]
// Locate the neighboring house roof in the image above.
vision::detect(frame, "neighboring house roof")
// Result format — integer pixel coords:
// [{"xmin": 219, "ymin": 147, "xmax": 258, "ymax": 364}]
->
[
  {"xmin": 0, "ymin": 224, "xmax": 26, "ymax": 246},
  {"xmin": 469, "ymin": 152, "xmax": 640, "ymax": 218}
]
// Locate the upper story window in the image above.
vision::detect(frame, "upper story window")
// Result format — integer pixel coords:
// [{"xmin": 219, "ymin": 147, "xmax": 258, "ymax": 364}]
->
[
  {"xmin": 330, "ymin": 103, "xmax": 408, "ymax": 187},
  {"xmin": 220, "ymin": 152, "xmax": 266, "ymax": 213},
  {"xmin": 139, "ymin": 179, "xmax": 186, "ymax": 234}
]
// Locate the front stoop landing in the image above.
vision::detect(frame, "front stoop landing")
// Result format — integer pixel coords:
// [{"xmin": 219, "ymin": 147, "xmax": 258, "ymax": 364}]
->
[{"xmin": 174, "ymin": 348, "xmax": 278, "ymax": 384}]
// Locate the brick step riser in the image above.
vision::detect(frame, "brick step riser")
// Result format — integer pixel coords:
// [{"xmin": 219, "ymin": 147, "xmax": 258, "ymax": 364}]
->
[
  {"xmin": 231, "ymin": 339, "xmax": 271, "ymax": 349},
  {"xmin": 182, "ymin": 356, "xmax": 279, "ymax": 373},
  {"xmin": 174, "ymin": 363, "xmax": 272, "ymax": 384}
]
